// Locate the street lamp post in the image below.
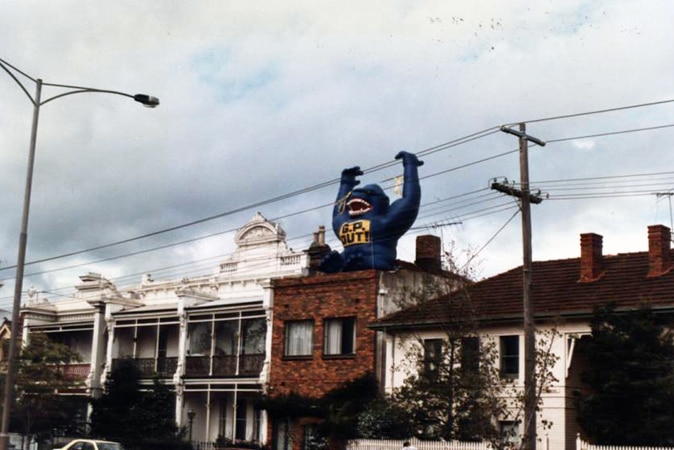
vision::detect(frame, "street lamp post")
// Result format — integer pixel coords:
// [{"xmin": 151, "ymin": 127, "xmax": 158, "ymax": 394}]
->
[
  {"xmin": 0, "ymin": 57, "xmax": 159, "ymax": 450},
  {"xmin": 187, "ymin": 408, "xmax": 196, "ymax": 442}
]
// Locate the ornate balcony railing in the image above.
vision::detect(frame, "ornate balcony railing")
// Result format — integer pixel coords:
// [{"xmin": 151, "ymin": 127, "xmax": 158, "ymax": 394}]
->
[
  {"xmin": 111, "ymin": 357, "xmax": 178, "ymax": 378},
  {"xmin": 60, "ymin": 363, "xmax": 91, "ymax": 380},
  {"xmin": 111, "ymin": 354, "xmax": 264, "ymax": 378},
  {"xmin": 156, "ymin": 356, "xmax": 178, "ymax": 376},
  {"xmin": 184, "ymin": 354, "xmax": 265, "ymax": 377},
  {"xmin": 239, "ymin": 354, "xmax": 265, "ymax": 376},
  {"xmin": 185, "ymin": 356, "xmax": 210, "ymax": 377}
]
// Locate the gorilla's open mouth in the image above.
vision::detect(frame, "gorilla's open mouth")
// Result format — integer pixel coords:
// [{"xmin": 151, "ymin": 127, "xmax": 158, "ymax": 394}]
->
[{"xmin": 347, "ymin": 198, "xmax": 372, "ymax": 216}]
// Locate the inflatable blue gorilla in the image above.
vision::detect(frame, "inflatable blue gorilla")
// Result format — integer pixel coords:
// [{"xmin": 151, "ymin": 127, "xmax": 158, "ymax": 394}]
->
[{"xmin": 319, "ymin": 151, "xmax": 423, "ymax": 273}]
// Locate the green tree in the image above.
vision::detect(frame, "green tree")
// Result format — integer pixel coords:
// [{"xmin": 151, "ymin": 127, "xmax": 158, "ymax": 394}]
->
[
  {"xmin": 138, "ymin": 377, "xmax": 180, "ymax": 439},
  {"xmin": 259, "ymin": 373, "xmax": 382, "ymax": 450},
  {"xmin": 90, "ymin": 358, "xmax": 182, "ymax": 449},
  {"xmin": 574, "ymin": 303, "xmax": 674, "ymax": 445},
  {"xmin": 317, "ymin": 373, "xmax": 380, "ymax": 445},
  {"xmin": 90, "ymin": 358, "xmax": 143, "ymax": 442},
  {"xmin": 356, "ymin": 398, "xmax": 413, "ymax": 439},
  {"xmin": 391, "ymin": 317, "xmax": 507, "ymax": 442},
  {"xmin": 11, "ymin": 332, "xmax": 84, "ymax": 441}
]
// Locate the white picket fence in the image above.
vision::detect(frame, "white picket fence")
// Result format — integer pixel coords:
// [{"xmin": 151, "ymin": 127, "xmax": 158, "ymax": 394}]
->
[
  {"xmin": 347, "ymin": 439, "xmax": 495, "ymax": 450},
  {"xmin": 347, "ymin": 436, "xmax": 674, "ymax": 450},
  {"xmin": 579, "ymin": 446, "xmax": 674, "ymax": 450},
  {"xmin": 576, "ymin": 434, "xmax": 674, "ymax": 450}
]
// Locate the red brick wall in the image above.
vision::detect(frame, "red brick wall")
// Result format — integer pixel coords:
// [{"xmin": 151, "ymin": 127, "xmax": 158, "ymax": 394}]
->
[{"xmin": 269, "ymin": 270, "xmax": 379, "ymax": 398}]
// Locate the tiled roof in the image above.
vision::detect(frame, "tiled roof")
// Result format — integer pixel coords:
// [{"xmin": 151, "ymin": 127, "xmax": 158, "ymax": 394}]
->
[{"xmin": 372, "ymin": 250, "xmax": 674, "ymax": 330}]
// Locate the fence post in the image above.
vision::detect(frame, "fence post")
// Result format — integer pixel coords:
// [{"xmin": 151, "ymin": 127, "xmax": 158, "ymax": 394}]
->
[{"xmin": 575, "ymin": 433, "xmax": 581, "ymax": 450}]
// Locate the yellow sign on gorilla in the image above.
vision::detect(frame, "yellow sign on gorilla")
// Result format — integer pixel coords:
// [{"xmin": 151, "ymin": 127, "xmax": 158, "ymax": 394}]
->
[{"xmin": 339, "ymin": 220, "xmax": 371, "ymax": 246}]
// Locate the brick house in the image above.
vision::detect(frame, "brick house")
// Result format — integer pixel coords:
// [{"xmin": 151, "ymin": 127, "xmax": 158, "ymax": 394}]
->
[
  {"xmin": 371, "ymin": 224, "xmax": 674, "ymax": 450},
  {"xmin": 267, "ymin": 235, "xmax": 459, "ymax": 450}
]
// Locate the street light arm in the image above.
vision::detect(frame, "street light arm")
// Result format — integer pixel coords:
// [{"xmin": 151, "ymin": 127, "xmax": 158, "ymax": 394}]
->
[
  {"xmin": 0, "ymin": 59, "xmax": 159, "ymax": 108},
  {"xmin": 40, "ymin": 88, "xmax": 159, "ymax": 107},
  {"xmin": 0, "ymin": 62, "xmax": 37, "ymax": 106}
]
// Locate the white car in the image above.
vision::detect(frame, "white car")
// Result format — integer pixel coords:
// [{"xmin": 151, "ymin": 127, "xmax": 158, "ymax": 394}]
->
[{"xmin": 55, "ymin": 439, "xmax": 124, "ymax": 450}]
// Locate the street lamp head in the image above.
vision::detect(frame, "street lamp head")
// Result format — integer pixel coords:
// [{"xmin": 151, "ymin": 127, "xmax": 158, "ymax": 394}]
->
[
  {"xmin": 133, "ymin": 94, "xmax": 160, "ymax": 108},
  {"xmin": 187, "ymin": 408, "xmax": 196, "ymax": 420}
]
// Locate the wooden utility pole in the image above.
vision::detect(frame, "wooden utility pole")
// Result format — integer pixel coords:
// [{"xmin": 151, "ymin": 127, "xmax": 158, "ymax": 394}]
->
[{"xmin": 493, "ymin": 123, "xmax": 545, "ymax": 450}]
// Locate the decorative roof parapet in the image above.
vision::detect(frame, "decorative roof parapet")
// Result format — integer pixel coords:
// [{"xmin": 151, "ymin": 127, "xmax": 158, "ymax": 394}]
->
[
  {"xmin": 218, "ymin": 212, "xmax": 309, "ymax": 278},
  {"xmin": 234, "ymin": 212, "xmax": 286, "ymax": 247}
]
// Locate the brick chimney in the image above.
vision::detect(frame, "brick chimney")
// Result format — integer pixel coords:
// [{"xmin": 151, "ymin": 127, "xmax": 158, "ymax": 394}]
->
[
  {"xmin": 579, "ymin": 233, "xmax": 603, "ymax": 282},
  {"xmin": 647, "ymin": 224, "xmax": 672, "ymax": 277},
  {"xmin": 415, "ymin": 235, "xmax": 442, "ymax": 272},
  {"xmin": 307, "ymin": 226, "xmax": 331, "ymax": 273}
]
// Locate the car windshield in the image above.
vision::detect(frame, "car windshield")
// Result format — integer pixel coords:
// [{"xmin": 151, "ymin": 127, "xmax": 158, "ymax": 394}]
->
[{"xmin": 98, "ymin": 444, "xmax": 123, "ymax": 450}]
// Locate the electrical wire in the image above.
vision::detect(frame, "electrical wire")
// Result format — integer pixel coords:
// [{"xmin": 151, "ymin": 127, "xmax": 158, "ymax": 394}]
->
[
  {"xmin": 7, "ymin": 116, "xmax": 671, "ymax": 277},
  {"xmin": 0, "ymin": 128, "xmax": 503, "ymax": 273},
  {"xmin": 5, "ymin": 99, "xmax": 674, "ymax": 301},
  {"xmin": 0, "ymin": 192, "xmax": 520, "ymax": 304},
  {"xmin": 504, "ymin": 99, "xmax": 674, "ymax": 126},
  {"xmin": 547, "ymin": 123, "xmax": 674, "ymax": 144},
  {"xmin": 460, "ymin": 208, "xmax": 521, "ymax": 271}
]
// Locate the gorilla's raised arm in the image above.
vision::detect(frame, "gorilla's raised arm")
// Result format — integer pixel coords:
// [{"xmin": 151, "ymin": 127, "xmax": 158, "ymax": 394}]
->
[{"xmin": 384, "ymin": 151, "xmax": 423, "ymax": 230}]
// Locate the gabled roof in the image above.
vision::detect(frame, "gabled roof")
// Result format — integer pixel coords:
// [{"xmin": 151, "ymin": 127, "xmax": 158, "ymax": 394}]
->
[{"xmin": 371, "ymin": 249, "xmax": 674, "ymax": 330}]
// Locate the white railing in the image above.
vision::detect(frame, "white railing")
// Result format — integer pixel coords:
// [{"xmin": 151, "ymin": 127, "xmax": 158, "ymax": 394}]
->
[
  {"xmin": 348, "ymin": 436, "xmax": 674, "ymax": 450},
  {"xmin": 347, "ymin": 439, "xmax": 494, "ymax": 450},
  {"xmin": 220, "ymin": 262, "xmax": 238, "ymax": 273},
  {"xmin": 577, "ymin": 435, "xmax": 674, "ymax": 450},
  {"xmin": 280, "ymin": 254, "xmax": 305, "ymax": 267}
]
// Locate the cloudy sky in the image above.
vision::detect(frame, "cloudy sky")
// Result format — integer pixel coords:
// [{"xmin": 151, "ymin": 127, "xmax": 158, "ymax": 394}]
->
[{"xmin": 1, "ymin": 1, "xmax": 673, "ymax": 309}]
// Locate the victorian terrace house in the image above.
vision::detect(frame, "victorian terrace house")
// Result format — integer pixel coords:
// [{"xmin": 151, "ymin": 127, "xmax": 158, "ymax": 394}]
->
[{"xmin": 20, "ymin": 213, "xmax": 309, "ymax": 445}]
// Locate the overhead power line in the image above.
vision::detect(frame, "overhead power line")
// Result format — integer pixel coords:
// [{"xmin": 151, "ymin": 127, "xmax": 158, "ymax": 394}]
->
[
  {"xmin": 547, "ymin": 123, "xmax": 674, "ymax": 144},
  {"xmin": 0, "ymin": 187, "xmax": 509, "ymax": 283},
  {"xmin": 505, "ymin": 98, "xmax": 674, "ymax": 126},
  {"xmin": 0, "ymin": 128, "xmax": 503, "ymax": 273},
  {"xmin": 4, "ymin": 98, "xmax": 674, "ymax": 292}
]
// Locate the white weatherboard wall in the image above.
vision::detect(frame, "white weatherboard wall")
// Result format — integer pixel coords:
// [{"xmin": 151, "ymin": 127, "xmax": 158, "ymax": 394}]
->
[{"xmin": 382, "ymin": 320, "xmax": 591, "ymax": 450}]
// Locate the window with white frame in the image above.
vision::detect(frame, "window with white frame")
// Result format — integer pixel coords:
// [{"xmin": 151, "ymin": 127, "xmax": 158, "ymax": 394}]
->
[
  {"xmin": 499, "ymin": 420, "xmax": 521, "ymax": 446},
  {"xmin": 214, "ymin": 320, "xmax": 237, "ymax": 355},
  {"xmin": 188, "ymin": 322, "xmax": 212, "ymax": 356},
  {"xmin": 323, "ymin": 317, "xmax": 356, "ymax": 356},
  {"xmin": 241, "ymin": 318, "xmax": 266, "ymax": 355},
  {"xmin": 284, "ymin": 320, "xmax": 314, "ymax": 357},
  {"xmin": 274, "ymin": 418, "xmax": 292, "ymax": 450},
  {"xmin": 500, "ymin": 335, "xmax": 520, "ymax": 379},
  {"xmin": 423, "ymin": 338, "xmax": 443, "ymax": 377}
]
